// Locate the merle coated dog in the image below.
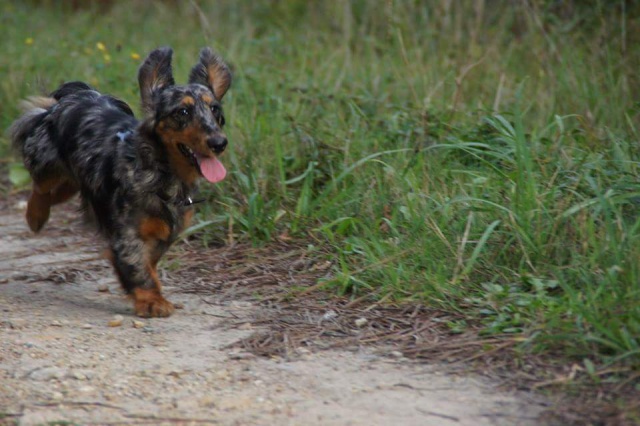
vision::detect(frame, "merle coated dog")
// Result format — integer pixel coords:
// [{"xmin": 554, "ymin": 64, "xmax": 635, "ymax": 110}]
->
[{"xmin": 10, "ymin": 47, "xmax": 231, "ymax": 317}]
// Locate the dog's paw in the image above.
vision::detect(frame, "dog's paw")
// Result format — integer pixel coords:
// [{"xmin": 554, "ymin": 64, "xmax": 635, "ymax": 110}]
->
[
  {"xmin": 135, "ymin": 297, "xmax": 175, "ymax": 318},
  {"xmin": 26, "ymin": 196, "xmax": 51, "ymax": 233},
  {"xmin": 133, "ymin": 289, "xmax": 175, "ymax": 318}
]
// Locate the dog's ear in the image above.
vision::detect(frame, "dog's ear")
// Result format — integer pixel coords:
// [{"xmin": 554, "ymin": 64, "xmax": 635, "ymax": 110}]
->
[
  {"xmin": 188, "ymin": 47, "xmax": 232, "ymax": 100},
  {"xmin": 138, "ymin": 47, "xmax": 175, "ymax": 115}
]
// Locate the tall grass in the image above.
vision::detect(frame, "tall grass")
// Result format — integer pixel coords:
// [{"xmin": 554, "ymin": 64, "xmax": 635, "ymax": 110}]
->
[{"xmin": 1, "ymin": 1, "xmax": 639, "ymax": 372}]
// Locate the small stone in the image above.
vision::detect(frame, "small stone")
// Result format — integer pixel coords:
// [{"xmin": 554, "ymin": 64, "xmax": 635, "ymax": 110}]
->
[
  {"xmin": 199, "ymin": 395, "xmax": 217, "ymax": 408},
  {"xmin": 71, "ymin": 371, "xmax": 87, "ymax": 380},
  {"xmin": 51, "ymin": 391, "xmax": 64, "ymax": 401},
  {"xmin": 310, "ymin": 260, "xmax": 332, "ymax": 271},
  {"xmin": 389, "ymin": 350, "xmax": 403, "ymax": 358},
  {"xmin": 108, "ymin": 315, "xmax": 124, "ymax": 327},
  {"xmin": 238, "ymin": 322, "xmax": 253, "ymax": 330},
  {"xmin": 81, "ymin": 323, "xmax": 93, "ymax": 329},
  {"xmin": 50, "ymin": 320, "xmax": 63, "ymax": 327},
  {"xmin": 132, "ymin": 320, "xmax": 145, "ymax": 329},
  {"xmin": 9, "ymin": 318, "xmax": 27, "ymax": 329},
  {"xmin": 79, "ymin": 385, "xmax": 95, "ymax": 393},
  {"xmin": 354, "ymin": 318, "xmax": 368, "ymax": 328},
  {"xmin": 29, "ymin": 367, "xmax": 66, "ymax": 381},
  {"xmin": 227, "ymin": 351, "xmax": 256, "ymax": 360},
  {"xmin": 214, "ymin": 370, "xmax": 231, "ymax": 380},
  {"xmin": 296, "ymin": 347, "xmax": 311, "ymax": 355},
  {"xmin": 173, "ymin": 302, "xmax": 184, "ymax": 309},
  {"xmin": 321, "ymin": 310, "xmax": 338, "ymax": 321},
  {"xmin": 97, "ymin": 284, "xmax": 110, "ymax": 292}
]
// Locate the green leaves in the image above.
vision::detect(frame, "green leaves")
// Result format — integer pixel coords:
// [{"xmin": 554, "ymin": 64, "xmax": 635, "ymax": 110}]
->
[
  {"xmin": 3, "ymin": 1, "xmax": 640, "ymax": 386},
  {"xmin": 8, "ymin": 163, "xmax": 30, "ymax": 187}
]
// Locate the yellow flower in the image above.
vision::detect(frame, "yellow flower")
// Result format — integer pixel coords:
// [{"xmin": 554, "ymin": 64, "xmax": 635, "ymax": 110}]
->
[
  {"xmin": 130, "ymin": 52, "xmax": 141, "ymax": 60},
  {"xmin": 103, "ymin": 53, "xmax": 111, "ymax": 63},
  {"xmin": 25, "ymin": 37, "xmax": 34, "ymax": 45},
  {"xmin": 96, "ymin": 42, "xmax": 106, "ymax": 51}
]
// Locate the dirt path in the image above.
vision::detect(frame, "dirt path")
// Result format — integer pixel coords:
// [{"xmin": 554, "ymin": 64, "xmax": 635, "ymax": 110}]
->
[{"xmin": 0, "ymin": 199, "xmax": 548, "ymax": 425}]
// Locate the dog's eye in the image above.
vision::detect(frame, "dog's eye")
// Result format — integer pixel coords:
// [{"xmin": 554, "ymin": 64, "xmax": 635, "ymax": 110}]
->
[{"xmin": 173, "ymin": 108, "xmax": 190, "ymax": 124}]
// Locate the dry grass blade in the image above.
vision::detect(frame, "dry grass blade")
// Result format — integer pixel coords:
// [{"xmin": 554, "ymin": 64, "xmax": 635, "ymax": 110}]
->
[{"xmin": 166, "ymin": 239, "xmax": 640, "ymax": 425}]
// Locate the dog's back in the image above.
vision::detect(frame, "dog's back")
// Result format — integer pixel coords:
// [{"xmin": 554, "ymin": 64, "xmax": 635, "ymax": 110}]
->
[
  {"xmin": 12, "ymin": 81, "xmax": 136, "ymax": 186},
  {"xmin": 10, "ymin": 81, "xmax": 138, "ymax": 233}
]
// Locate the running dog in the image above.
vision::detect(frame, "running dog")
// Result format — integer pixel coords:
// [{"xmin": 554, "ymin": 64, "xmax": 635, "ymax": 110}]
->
[{"xmin": 10, "ymin": 47, "xmax": 231, "ymax": 317}]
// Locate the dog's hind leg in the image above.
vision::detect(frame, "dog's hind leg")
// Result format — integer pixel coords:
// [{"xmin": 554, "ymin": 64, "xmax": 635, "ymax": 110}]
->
[
  {"xmin": 26, "ymin": 188, "xmax": 52, "ymax": 233},
  {"xmin": 26, "ymin": 176, "xmax": 78, "ymax": 232},
  {"xmin": 49, "ymin": 180, "xmax": 79, "ymax": 205}
]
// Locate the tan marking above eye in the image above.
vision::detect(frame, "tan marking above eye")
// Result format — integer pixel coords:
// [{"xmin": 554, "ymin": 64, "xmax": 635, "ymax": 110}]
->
[
  {"xmin": 201, "ymin": 94, "xmax": 214, "ymax": 104},
  {"xmin": 182, "ymin": 96, "xmax": 195, "ymax": 106}
]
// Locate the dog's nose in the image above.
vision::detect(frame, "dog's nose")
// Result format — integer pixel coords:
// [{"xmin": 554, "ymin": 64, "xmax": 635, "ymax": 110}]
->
[{"xmin": 207, "ymin": 135, "xmax": 227, "ymax": 154}]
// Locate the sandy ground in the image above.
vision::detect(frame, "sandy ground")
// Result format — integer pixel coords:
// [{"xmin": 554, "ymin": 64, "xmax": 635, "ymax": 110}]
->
[{"xmin": 0, "ymin": 200, "xmax": 549, "ymax": 425}]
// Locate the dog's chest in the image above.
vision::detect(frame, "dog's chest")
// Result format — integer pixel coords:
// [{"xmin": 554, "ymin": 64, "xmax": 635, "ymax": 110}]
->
[{"xmin": 165, "ymin": 203, "xmax": 192, "ymax": 242}]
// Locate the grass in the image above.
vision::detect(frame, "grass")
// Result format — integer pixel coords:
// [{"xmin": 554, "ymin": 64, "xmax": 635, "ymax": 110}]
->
[{"xmin": 1, "ymin": 0, "xmax": 640, "ymax": 417}]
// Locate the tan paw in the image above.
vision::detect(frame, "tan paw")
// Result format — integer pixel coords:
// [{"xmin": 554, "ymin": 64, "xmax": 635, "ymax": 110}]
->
[{"xmin": 133, "ymin": 288, "xmax": 175, "ymax": 318}]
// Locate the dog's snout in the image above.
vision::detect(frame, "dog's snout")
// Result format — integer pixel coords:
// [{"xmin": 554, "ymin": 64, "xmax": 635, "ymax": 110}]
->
[{"xmin": 207, "ymin": 135, "xmax": 228, "ymax": 154}]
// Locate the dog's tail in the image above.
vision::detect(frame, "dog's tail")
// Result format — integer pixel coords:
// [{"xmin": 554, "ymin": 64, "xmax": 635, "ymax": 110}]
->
[
  {"xmin": 9, "ymin": 96, "xmax": 57, "ymax": 155},
  {"xmin": 10, "ymin": 81, "xmax": 93, "ymax": 155}
]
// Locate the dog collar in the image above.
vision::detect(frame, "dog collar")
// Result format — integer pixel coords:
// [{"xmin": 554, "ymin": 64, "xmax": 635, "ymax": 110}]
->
[{"xmin": 182, "ymin": 196, "xmax": 205, "ymax": 207}]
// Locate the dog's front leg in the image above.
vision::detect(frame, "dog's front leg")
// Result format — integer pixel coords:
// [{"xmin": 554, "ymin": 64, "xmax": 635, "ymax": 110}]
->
[{"xmin": 109, "ymin": 223, "xmax": 175, "ymax": 318}]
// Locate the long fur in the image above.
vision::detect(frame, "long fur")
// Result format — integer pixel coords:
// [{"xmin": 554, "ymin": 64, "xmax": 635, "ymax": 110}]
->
[{"xmin": 10, "ymin": 47, "xmax": 232, "ymax": 318}]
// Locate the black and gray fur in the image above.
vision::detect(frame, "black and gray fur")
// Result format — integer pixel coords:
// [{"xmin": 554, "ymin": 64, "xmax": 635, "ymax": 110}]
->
[{"xmin": 10, "ymin": 47, "xmax": 232, "ymax": 317}]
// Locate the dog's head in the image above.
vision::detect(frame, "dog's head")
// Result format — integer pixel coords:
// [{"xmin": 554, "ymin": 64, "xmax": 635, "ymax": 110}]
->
[{"xmin": 138, "ymin": 47, "xmax": 231, "ymax": 185}]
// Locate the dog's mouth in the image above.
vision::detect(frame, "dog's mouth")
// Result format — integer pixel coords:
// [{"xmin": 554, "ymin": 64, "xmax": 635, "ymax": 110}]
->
[
  {"xmin": 178, "ymin": 143, "xmax": 198, "ymax": 168},
  {"xmin": 177, "ymin": 143, "xmax": 226, "ymax": 183}
]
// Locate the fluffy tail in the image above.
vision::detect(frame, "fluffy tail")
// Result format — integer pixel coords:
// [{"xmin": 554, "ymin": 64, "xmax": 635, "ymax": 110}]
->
[
  {"xmin": 9, "ymin": 96, "xmax": 57, "ymax": 155},
  {"xmin": 10, "ymin": 81, "xmax": 93, "ymax": 155}
]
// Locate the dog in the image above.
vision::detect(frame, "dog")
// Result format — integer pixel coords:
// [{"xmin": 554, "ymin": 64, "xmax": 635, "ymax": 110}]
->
[{"xmin": 10, "ymin": 47, "xmax": 232, "ymax": 317}]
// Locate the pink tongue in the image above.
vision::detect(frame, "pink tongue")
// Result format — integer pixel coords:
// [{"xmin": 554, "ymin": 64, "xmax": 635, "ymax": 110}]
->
[{"xmin": 199, "ymin": 156, "xmax": 227, "ymax": 183}]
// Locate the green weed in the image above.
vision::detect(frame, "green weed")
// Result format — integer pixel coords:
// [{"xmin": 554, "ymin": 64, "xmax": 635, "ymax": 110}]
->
[{"xmin": 1, "ymin": 0, "xmax": 639, "ymax": 382}]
